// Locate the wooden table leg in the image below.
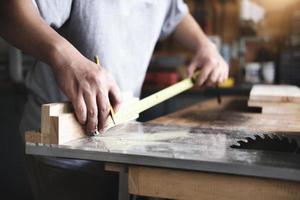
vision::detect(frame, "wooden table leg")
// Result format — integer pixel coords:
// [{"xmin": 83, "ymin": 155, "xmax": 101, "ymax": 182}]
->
[{"xmin": 105, "ymin": 163, "xmax": 129, "ymax": 200}]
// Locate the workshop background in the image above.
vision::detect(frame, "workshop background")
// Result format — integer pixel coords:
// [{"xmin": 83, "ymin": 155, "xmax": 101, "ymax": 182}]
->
[{"xmin": 1, "ymin": 0, "xmax": 300, "ymax": 199}]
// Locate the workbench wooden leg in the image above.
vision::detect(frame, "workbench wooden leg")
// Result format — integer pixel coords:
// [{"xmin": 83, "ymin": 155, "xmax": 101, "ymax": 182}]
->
[
  {"xmin": 118, "ymin": 172, "xmax": 129, "ymax": 200},
  {"xmin": 105, "ymin": 163, "xmax": 129, "ymax": 200}
]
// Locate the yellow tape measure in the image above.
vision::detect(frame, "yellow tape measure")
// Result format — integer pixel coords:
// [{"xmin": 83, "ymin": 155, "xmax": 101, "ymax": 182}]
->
[
  {"xmin": 113, "ymin": 70, "xmax": 202, "ymax": 124},
  {"xmin": 94, "ymin": 56, "xmax": 224, "ymax": 126}
]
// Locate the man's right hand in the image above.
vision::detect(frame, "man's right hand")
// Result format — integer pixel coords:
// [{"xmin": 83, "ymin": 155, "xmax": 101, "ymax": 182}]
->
[{"xmin": 52, "ymin": 53, "xmax": 122, "ymax": 135}]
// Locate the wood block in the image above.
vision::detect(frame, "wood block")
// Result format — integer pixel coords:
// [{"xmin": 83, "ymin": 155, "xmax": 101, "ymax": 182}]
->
[
  {"xmin": 50, "ymin": 113, "xmax": 85, "ymax": 145},
  {"xmin": 39, "ymin": 102, "xmax": 123, "ymax": 144},
  {"xmin": 249, "ymin": 84, "xmax": 300, "ymax": 103},
  {"xmin": 40, "ymin": 102, "xmax": 85, "ymax": 145},
  {"xmin": 41, "ymin": 103, "xmax": 72, "ymax": 144},
  {"xmin": 128, "ymin": 166, "xmax": 300, "ymax": 200}
]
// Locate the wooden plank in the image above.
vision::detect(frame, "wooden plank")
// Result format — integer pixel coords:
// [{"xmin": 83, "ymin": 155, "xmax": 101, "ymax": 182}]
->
[
  {"xmin": 249, "ymin": 84, "xmax": 300, "ymax": 103},
  {"xmin": 248, "ymin": 100, "xmax": 300, "ymax": 108},
  {"xmin": 248, "ymin": 100, "xmax": 300, "ymax": 114},
  {"xmin": 25, "ymin": 131, "xmax": 41, "ymax": 143},
  {"xmin": 261, "ymin": 105, "xmax": 300, "ymax": 114},
  {"xmin": 128, "ymin": 166, "xmax": 300, "ymax": 200}
]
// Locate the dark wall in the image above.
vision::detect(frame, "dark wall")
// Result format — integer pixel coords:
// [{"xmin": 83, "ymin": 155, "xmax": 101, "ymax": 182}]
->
[{"xmin": 0, "ymin": 84, "xmax": 33, "ymax": 200}]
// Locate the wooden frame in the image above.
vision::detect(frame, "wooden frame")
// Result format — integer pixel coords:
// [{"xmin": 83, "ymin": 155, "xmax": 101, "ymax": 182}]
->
[{"xmin": 105, "ymin": 163, "xmax": 300, "ymax": 200}]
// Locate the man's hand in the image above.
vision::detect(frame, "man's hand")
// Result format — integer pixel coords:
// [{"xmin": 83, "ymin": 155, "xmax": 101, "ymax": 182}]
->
[
  {"xmin": 172, "ymin": 14, "xmax": 229, "ymax": 87},
  {"xmin": 0, "ymin": 0, "xmax": 122, "ymax": 135},
  {"xmin": 188, "ymin": 41, "xmax": 229, "ymax": 87},
  {"xmin": 53, "ymin": 54, "xmax": 122, "ymax": 135}
]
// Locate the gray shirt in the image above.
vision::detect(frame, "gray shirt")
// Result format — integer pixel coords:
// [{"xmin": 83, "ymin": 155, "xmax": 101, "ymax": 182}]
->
[
  {"xmin": 20, "ymin": 0, "xmax": 188, "ymax": 134},
  {"xmin": 21, "ymin": 0, "xmax": 188, "ymax": 169}
]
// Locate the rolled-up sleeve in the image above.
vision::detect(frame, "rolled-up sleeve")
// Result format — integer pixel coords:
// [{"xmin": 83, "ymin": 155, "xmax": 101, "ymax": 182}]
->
[
  {"xmin": 32, "ymin": 0, "xmax": 73, "ymax": 29},
  {"xmin": 159, "ymin": 0, "xmax": 189, "ymax": 40}
]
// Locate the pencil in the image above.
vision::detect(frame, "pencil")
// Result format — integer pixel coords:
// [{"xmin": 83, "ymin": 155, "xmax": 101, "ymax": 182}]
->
[
  {"xmin": 216, "ymin": 84, "xmax": 222, "ymax": 105},
  {"xmin": 94, "ymin": 56, "xmax": 116, "ymax": 125}
]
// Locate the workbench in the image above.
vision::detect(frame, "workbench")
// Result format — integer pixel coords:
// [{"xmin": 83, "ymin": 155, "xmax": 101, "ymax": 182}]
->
[{"xmin": 26, "ymin": 96, "xmax": 300, "ymax": 200}]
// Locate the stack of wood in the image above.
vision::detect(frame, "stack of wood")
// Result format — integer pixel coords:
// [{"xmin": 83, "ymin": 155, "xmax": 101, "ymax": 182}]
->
[{"xmin": 248, "ymin": 84, "xmax": 300, "ymax": 114}]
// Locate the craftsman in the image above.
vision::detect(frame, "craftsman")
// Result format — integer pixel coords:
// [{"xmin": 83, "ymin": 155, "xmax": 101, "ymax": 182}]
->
[{"xmin": 0, "ymin": 0, "xmax": 228, "ymax": 199}]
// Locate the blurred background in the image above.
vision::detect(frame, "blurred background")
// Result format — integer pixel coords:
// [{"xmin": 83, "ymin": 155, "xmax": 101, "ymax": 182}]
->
[{"xmin": 0, "ymin": 0, "xmax": 300, "ymax": 199}]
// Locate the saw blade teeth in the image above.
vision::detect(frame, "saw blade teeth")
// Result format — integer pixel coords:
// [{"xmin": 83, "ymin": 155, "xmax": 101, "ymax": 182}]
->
[
  {"xmin": 281, "ymin": 136, "xmax": 289, "ymax": 143},
  {"xmin": 269, "ymin": 134, "xmax": 277, "ymax": 140},
  {"xmin": 254, "ymin": 135, "xmax": 263, "ymax": 141},
  {"xmin": 264, "ymin": 134, "xmax": 272, "ymax": 140},
  {"xmin": 244, "ymin": 137, "xmax": 254, "ymax": 143},
  {"xmin": 237, "ymin": 140, "xmax": 246, "ymax": 145},
  {"xmin": 273, "ymin": 134, "xmax": 280, "ymax": 141},
  {"xmin": 262, "ymin": 134, "xmax": 268, "ymax": 139},
  {"xmin": 231, "ymin": 133, "xmax": 300, "ymax": 154},
  {"xmin": 290, "ymin": 138, "xmax": 298, "ymax": 146},
  {"xmin": 231, "ymin": 145, "xmax": 241, "ymax": 149}
]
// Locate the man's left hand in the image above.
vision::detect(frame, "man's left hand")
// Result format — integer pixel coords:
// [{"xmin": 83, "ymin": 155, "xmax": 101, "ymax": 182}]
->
[{"xmin": 188, "ymin": 41, "xmax": 229, "ymax": 87}]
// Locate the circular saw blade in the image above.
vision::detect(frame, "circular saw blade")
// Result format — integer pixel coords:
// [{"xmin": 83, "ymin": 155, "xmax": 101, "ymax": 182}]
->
[{"xmin": 231, "ymin": 134, "xmax": 300, "ymax": 154}]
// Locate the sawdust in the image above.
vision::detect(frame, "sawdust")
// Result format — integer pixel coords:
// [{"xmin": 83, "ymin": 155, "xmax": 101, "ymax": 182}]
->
[{"xmin": 97, "ymin": 131, "xmax": 189, "ymax": 151}]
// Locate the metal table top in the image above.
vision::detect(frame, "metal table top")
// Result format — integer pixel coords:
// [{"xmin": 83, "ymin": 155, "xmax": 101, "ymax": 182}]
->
[{"xmin": 26, "ymin": 122, "xmax": 300, "ymax": 182}]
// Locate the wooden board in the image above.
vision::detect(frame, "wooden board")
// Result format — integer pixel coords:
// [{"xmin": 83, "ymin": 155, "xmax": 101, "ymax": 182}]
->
[
  {"xmin": 248, "ymin": 100, "xmax": 300, "ymax": 114},
  {"xmin": 248, "ymin": 84, "xmax": 300, "ymax": 114},
  {"xmin": 128, "ymin": 166, "xmax": 300, "ymax": 200},
  {"xmin": 151, "ymin": 96, "xmax": 300, "ymax": 133},
  {"xmin": 249, "ymin": 84, "xmax": 300, "ymax": 103}
]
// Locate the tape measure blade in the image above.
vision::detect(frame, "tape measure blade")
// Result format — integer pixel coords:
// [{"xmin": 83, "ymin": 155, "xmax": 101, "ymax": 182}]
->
[{"xmin": 115, "ymin": 78, "xmax": 194, "ymax": 123}]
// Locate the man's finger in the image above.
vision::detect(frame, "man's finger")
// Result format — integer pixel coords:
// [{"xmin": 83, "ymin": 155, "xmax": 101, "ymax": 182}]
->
[
  {"xmin": 219, "ymin": 64, "xmax": 229, "ymax": 83},
  {"xmin": 83, "ymin": 91, "xmax": 98, "ymax": 135},
  {"xmin": 187, "ymin": 60, "xmax": 197, "ymax": 77},
  {"xmin": 96, "ymin": 92, "xmax": 110, "ymax": 131},
  {"xmin": 109, "ymin": 82, "xmax": 122, "ymax": 112},
  {"xmin": 206, "ymin": 67, "xmax": 221, "ymax": 87},
  {"xmin": 196, "ymin": 64, "xmax": 213, "ymax": 86},
  {"xmin": 73, "ymin": 92, "xmax": 87, "ymax": 125}
]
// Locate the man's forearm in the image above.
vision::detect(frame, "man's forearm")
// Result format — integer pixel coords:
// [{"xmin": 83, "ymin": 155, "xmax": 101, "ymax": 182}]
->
[
  {"xmin": 0, "ymin": 0, "xmax": 78, "ymax": 69},
  {"xmin": 172, "ymin": 13, "xmax": 213, "ymax": 52}
]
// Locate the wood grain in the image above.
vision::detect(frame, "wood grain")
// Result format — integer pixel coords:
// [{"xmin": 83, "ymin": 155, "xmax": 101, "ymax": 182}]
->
[
  {"xmin": 25, "ymin": 131, "xmax": 41, "ymax": 143},
  {"xmin": 151, "ymin": 96, "xmax": 300, "ymax": 133}
]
